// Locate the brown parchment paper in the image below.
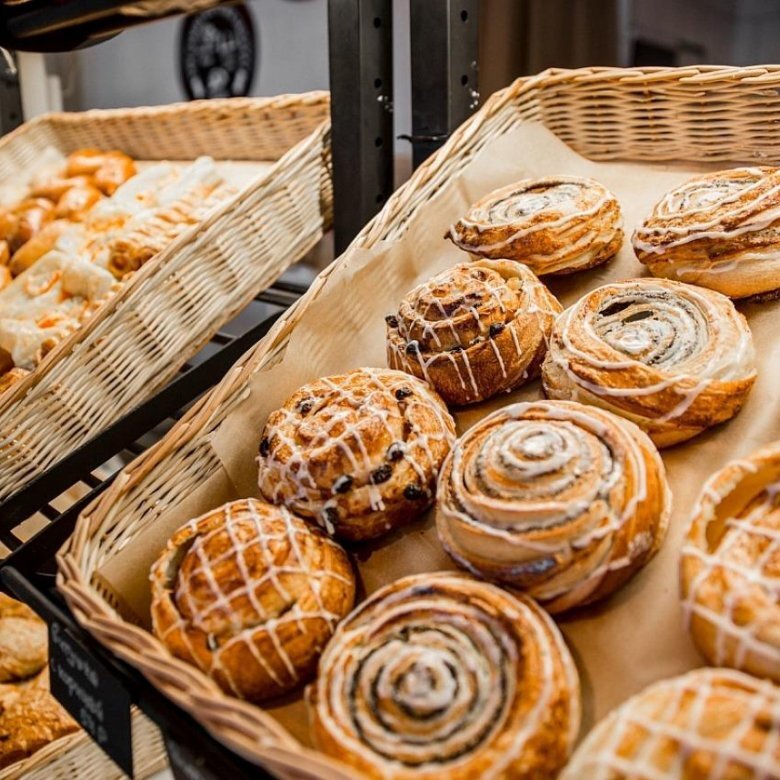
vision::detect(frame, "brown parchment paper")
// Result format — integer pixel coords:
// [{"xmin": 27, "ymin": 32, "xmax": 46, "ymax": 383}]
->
[{"xmin": 98, "ymin": 122, "xmax": 780, "ymax": 749}]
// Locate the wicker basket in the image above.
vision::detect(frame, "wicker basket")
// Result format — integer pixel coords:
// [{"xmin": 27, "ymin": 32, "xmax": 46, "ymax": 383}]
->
[
  {"xmin": 0, "ymin": 94, "xmax": 332, "ymax": 503},
  {"xmin": 0, "ymin": 706, "xmax": 165, "ymax": 780},
  {"xmin": 56, "ymin": 66, "xmax": 780, "ymax": 779}
]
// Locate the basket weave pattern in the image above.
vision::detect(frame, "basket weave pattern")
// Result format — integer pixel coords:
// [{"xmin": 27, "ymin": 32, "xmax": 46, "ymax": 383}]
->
[{"xmin": 57, "ymin": 66, "xmax": 780, "ymax": 779}]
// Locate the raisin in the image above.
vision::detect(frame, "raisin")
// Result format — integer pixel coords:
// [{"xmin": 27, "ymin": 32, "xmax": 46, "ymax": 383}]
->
[
  {"xmin": 489, "ymin": 322, "xmax": 505, "ymax": 337},
  {"xmin": 395, "ymin": 387, "xmax": 412, "ymax": 400},
  {"xmin": 405, "ymin": 341, "xmax": 419, "ymax": 355},
  {"xmin": 321, "ymin": 506, "xmax": 339, "ymax": 530},
  {"xmin": 387, "ymin": 442, "xmax": 405, "ymax": 461},
  {"xmin": 385, "ymin": 314, "xmax": 399, "ymax": 328},
  {"xmin": 333, "ymin": 475, "xmax": 353, "ymax": 494},
  {"xmin": 259, "ymin": 437, "xmax": 270, "ymax": 457},
  {"xmin": 404, "ymin": 484, "xmax": 425, "ymax": 500},
  {"xmin": 296, "ymin": 398, "xmax": 313, "ymax": 414},
  {"xmin": 371, "ymin": 464, "xmax": 393, "ymax": 484},
  {"xmin": 450, "ymin": 345, "xmax": 463, "ymax": 353}
]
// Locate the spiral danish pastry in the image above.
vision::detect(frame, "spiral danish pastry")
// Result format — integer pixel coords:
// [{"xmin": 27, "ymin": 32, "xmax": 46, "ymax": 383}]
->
[
  {"xmin": 257, "ymin": 368, "xmax": 456, "ymax": 542},
  {"xmin": 386, "ymin": 260, "xmax": 562, "ymax": 406},
  {"xmin": 447, "ymin": 175, "xmax": 623, "ymax": 275},
  {"xmin": 150, "ymin": 499, "xmax": 355, "ymax": 702},
  {"xmin": 541, "ymin": 278, "xmax": 756, "ymax": 447},
  {"xmin": 307, "ymin": 572, "xmax": 580, "ymax": 780},
  {"xmin": 681, "ymin": 443, "xmax": 780, "ymax": 682},
  {"xmin": 560, "ymin": 668, "xmax": 780, "ymax": 779},
  {"xmin": 437, "ymin": 400, "xmax": 670, "ymax": 613},
  {"xmin": 634, "ymin": 167, "xmax": 780, "ymax": 300}
]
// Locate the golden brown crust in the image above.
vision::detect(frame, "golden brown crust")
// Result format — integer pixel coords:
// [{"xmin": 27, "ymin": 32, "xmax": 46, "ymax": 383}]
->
[
  {"xmin": 541, "ymin": 278, "xmax": 757, "ymax": 447},
  {"xmin": 258, "ymin": 368, "xmax": 456, "ymax": 542},
  {"xmin": 0, "ymin": 594, "xmax": 46, "ymax": 683},
  {"xmin": 150, "ymin": 498, "xmax": 356, "ymax": 703},
  {"xmin": 437, "ymin": 400, "xmax": 671, "ymax": 613},
  {"xmin": 307, "ymin": 572, "xmax": 581, "ymax": 780},
  {"xmin": 560, "ymin": 668, "xmax": 780, "ymax": 779},
  {"xmin": 681, "ymin": 443, "xmax": 780, "ymax": 681},
  {"xmin": 65, "ymin": 149, "xmax": 136, "ymax": 195},
  {"xmin": 447, "ymin": 175, "xmax": 623, "ymax": 275},
  {"xmin": 634, "ymin": 166, "xmax": 780, "ymax": 299},
  {"xmin": 386, "ymin": 260, "xmax": 562, "ymax": 406}
]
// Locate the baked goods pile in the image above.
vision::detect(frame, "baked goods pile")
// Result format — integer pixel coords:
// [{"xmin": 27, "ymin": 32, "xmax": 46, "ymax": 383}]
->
[
  {"xmin": 145, "ymin": 169, "xmax": 780, "ymax": 778},
  {"xmin": 0, "ymin": 594, "xmax": 77, "ymax": 769},
  {"xmin": 0, "ymin": 148, "xmax": 231, "ymax": 395}
]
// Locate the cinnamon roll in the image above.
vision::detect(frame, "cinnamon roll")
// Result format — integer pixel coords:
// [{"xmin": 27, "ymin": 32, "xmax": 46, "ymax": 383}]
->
[
  {"xmin": 447, "ymin": 176, "xmax": 623, "ymax": 275},
  {"xmin": 257, "ymin": 368, "xmax": 456, "ymax": 542},
  {"xmin": 307, "ymin": 572, "xmax": 580, "ymax": 780},
  {"xmin": 437, "ymin": 400, "xmax": 671, "ymax": 613},
  {"xmin": 542, "ymin": 278, "xmax": 756, "ymax": 447},
  {"xmin": 681, "ymin": 442, "xmax": 780, "ymax": 682},
  {"xmin": 634, "ymin": 167, "xmax": 780, "ymax": 300},
  {"xmin": 560, "ymin": 668, "xmax": 780, "ymax": 779},
  {"xmin": 386, "ymin": 260, "xmax": 562, "ymax": 406},
  {"xmin": 150, "ymin": 498, "xmax": 355, "ymax": 702}
]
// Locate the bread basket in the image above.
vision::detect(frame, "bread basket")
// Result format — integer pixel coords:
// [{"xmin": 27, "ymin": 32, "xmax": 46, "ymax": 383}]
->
[
  {"xmin": 56, "ymin": 66, "xmax": 780, "ymax": 779},
  {"xmin": 0, "ymin": 94, "xmax": 332, "ymax": 503}
]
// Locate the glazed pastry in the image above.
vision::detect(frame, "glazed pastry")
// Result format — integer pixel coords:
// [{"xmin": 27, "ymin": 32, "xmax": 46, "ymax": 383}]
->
[
  {"xmin": 447, "ymin": 175, "xmax": 623, "ymax": 275},
  {"xmin": 258, "ymin": 368, "xmax": 456, "ymax": 542},
  {"xmin": 560, "ymin": 668, "xmax": 780, "ymax": 779},
  {"xmin": 308, "ymin": 572, "xmax": 580, "ymax": 780},
  {"xmin": 150, "ymin": 498, "xmax": 355, "ymax": 702},
  {"xmin": 0, "ymin": 594, "xmax": 47, "ymax": 682},
  {"xmin": 542, "ymin": 278, "xmax": 756, "ymax": 447},
  {"xmin": 681, "ymin": 442, "xmax": 780, "ymax": 682},
  {"xmin": 634, "ymin": 167, "xmax": 780, "ymax": 300},
  {"xmin": 65, "ymin": 149, "xmax": 136, "ymax": 195},
  {"xmin": 437, "ymin": 400, "xmax": 671, "ymax": 613},
  {"xmin": 386, "ymin": 260, "xmax": 562, "ymax": 405}
]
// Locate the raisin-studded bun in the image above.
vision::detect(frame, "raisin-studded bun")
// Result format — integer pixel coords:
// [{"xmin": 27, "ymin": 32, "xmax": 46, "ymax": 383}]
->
[
  {"xmin": 386, "ymin": 260, "xmax": 562, "ymax": 406},
  {"xmin": 258, "ymin": 368, "xmax": 456, "ymax": 542},
  {"xmin": 542, "ymin": 278, "xmax": 756, "ymax": 447},
  {"xmin": 447, "ymin": 175, "xmax": 623, "ymax": 275},
  {"xmin": 307, "ymin": 572, "xmax": 581, "ymax": 780},
  {"xmin": 681, "ymin": 442, "xmax": 780, "ymax": 682},
  {"xmin": 560, "ymin": 668, "xmax": 780, "ymax": 779},
  {"xmin": 634, "ymin": 166, "xmax": 780, "ymax": 300},
  {"xmin": 437, "ymin": 400, "xmax": 671, "ymax": 613},
  {"xmin": 150, "ymin": 499, "xmax": 355, "ymax": 702}
]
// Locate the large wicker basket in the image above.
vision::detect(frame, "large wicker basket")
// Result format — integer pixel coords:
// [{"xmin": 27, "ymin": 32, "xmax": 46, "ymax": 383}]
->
[
  {"xmin": 57, "ymin": 66, "xmax": 780, "ymax": 779},
  {"xmin": 0, "ymin": 94, "xmax": 331, "ymax": 503}
]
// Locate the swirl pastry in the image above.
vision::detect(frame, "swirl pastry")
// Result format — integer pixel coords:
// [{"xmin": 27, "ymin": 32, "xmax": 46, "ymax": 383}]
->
[
  {"xmin": 634, "ymin": 167, "xmax": 780, "ymax": 300},
  {"xmin": 542, "ymin": 278, "xmax": 756, "ymax": 447},
  {"xmin": 437, "ymin": 400, "xmax": 671, "ymax": 613},
  {"xmin": 386, "ymin": 260, "xmax": 562, "ymax": 406},
  {"xmin": 257, "ymin": 368, "xmax": 456, "ymax": 542},
  {"xmin": 307, "ymin": 572, "xmax": 580, "ymax": 780},
  {"xmin": 560, "ymin": 668, "xmax": 780, "ymax": 779},
  {"xmin": 150, "ymin": 498, "xmax": 355, "ymax": 702},
  {"xmin": 447, "ymin": 176, "xmax": 623, "ymax": 275},
  {"xmin": 681, "ymin": 443, "xmax": 780, "ymax": 682}
]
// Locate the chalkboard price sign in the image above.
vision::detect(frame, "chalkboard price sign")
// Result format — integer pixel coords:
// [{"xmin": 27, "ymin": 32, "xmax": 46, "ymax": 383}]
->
[{"xmin": 48, "ymin": 618, "xmax": 134, "ymax": 777}]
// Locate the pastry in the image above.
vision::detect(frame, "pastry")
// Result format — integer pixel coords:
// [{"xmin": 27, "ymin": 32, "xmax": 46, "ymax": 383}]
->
[
  {"xmin": 541, "ymin": 278, "xmax": 756, "ymax": 447},
  {"xmin": 634, "ymin": 166, "xmax": 780, "ymax": 300},
  {"xmin": 437, "ymin": 400, "xmax": 671, "ymax": 613},
  {"xmin": 307, "ymin": 572, "xmax": 580, "ymax": 780},
  {"xmin": 0, "ymin": 367, "xmax": 28, "ymax": 395},
  {"xmin": 560, "ymin": 668, "xmax": 780, "ymax": 779},
  {"xmin": 150, "ymin": 498, "xmax": 355, "ymax": 702},
  {"xmin": 0, "ymin": 594, "xmax": 46, "ymax": 682},
  {"xmin": 447, "ymin": 175, "xmax": 623, "ymax": 275},
  {"xmin": 386, "ymin": 260, "xmax": 562, "ymax": 405},
  {"xmin": 258, "ymin": 367, "xmax": 456, "ymax": 542},
  {"xmin": 681, "ymin": 442, "xmax": 780, "ymax": 682},
  {"xmin": 64, "ymin": 149, "xmax": 136, "ymax": 195}
]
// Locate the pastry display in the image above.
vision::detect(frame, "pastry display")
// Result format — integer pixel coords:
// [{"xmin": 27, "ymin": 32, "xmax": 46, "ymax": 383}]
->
[
  {"xmin": 560, "ymin": 668, "xmax": 780, "ymax": 778},
  {"xmin": 541, "ymin": 278, "xmax": 756, "ymax": 447},
  {"xmin": 437, "ymin": 400, "xmax": 671, "ymax": 613},
  {"xmin": 386, "ymin": 260, "xmax": 562, "ymax": 405},
  {"xmin": 681, "ymin": 442, "xmax": 780, "ymax": 682},
  {"xmin": 257, "ymin": 367, "xmax": 456, "ymax": 541},
  {"xmin": 307, "ymin": 572, "xmax": 580, "ymax": 780},
  {"xmin": 150, "ymin": 498, "xmax": 355, "ymax": 702},
  {"xmin": 447, "ymin": 175, "xmax": 623, "ymax": 275},
  {"xmin": 634, "ymin": 166, "xmax": 780, "ymax": 300}
]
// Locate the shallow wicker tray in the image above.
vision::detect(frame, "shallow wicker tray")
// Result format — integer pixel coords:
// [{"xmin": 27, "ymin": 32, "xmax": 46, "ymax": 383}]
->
[
  {"xmin": 57, "ymin": 66, "xmax": 780, "ymax": 779},
  {"xmin": 0, "ymin": 94, "xmax": 332, "ymax": 503}
]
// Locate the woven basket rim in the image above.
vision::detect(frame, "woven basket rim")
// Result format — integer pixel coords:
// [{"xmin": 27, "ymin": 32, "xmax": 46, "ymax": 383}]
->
[{"xmin": 57, "ymin": 64, "xmax": 780, "ymax": 777}]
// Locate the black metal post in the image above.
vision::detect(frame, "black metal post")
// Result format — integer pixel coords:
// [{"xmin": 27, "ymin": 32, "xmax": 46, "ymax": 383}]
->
[
  {"xmin": 0, "ymin": 51, "xmax": 22, "ymax": 135},
  {"xmin": 409, "ymin": 0, "xmax": 479, "ymax": 169},
  {"xmin": 328, "ymin": 0, "xmax": 394, "ymax": 255}
]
